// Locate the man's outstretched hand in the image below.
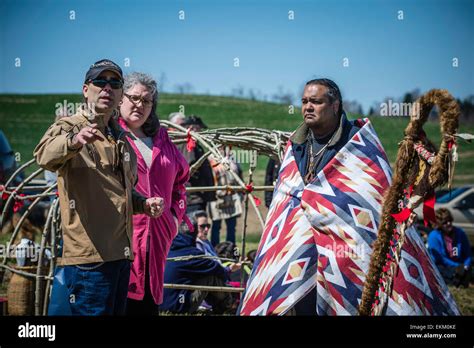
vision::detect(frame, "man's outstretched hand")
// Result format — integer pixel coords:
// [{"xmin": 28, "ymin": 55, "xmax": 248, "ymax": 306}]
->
[
  {"xmin": 144, "ymin": 197, "xmax": 165, "ymax": 218},
  {"xmin": 70, "ymin": 123, "xmax": 104, "ymax": 149}
]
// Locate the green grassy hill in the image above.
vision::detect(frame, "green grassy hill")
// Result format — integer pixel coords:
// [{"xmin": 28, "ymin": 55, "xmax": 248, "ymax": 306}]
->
[{"xmin": 1, "ymin": 93, "xmax": 473, "ymax": 184}]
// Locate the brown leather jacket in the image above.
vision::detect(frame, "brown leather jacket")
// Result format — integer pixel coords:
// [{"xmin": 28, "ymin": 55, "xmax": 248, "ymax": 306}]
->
[{"xmin": 34, "ymin": 108, "xmax": 146, "ymax": 266}]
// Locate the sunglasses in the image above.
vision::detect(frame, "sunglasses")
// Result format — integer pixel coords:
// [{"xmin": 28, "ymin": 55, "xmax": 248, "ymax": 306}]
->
[
  {"xmin": 89, "ymin": 78, "xmax": 123, "ymax": 89},
  {"xmin": 198, "ymin": 224, "xmax": 211, "ymax": 229},
  {"xmin": 124, "ymin": 93, "xmax": 153, "ymax": 107}
]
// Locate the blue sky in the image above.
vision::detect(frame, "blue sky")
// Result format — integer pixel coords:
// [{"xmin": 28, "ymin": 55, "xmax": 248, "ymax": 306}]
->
[{"xmin": 1, "ymin": 0, "xmax": 473, "ymax": 112}]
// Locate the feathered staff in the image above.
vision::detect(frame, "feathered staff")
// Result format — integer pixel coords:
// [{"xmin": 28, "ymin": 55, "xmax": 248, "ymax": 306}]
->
[{"xmin": 359, "ymin": 89, "xmax": 461, "ymax": 316}]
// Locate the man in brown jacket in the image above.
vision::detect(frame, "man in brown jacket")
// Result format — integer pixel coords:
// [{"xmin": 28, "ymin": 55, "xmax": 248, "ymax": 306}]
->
[{"xmin": 35, "ymin": 59, "xmax": 164, "ymax": 315}]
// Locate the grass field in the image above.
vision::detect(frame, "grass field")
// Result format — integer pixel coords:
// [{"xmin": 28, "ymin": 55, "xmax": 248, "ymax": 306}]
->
[{"xmin": 1, "ymin": 93, "xmax": 473, "ymax": 314}]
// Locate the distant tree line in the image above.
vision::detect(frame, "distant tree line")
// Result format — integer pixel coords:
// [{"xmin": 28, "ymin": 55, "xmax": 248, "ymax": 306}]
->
[
  {"xmin": 367, "ymin": 88, "xmax": 474, "ymax": 123},
  {"xmin": 163, "ymin": 79, "xmax": 474, "ymax": 123}
]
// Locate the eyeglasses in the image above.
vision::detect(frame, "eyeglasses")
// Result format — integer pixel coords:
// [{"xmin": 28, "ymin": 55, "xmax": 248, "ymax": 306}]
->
[
  {"xmin": 89, "ymin": 78, "xmax": 123, "ymax": 89},
  {"xmin": 124, "ymin": 93, "xmax": 153, "ymax": 107},
  {"xmin": 198, "ymin": 224, "xmax": 211, "ymax": 229}
]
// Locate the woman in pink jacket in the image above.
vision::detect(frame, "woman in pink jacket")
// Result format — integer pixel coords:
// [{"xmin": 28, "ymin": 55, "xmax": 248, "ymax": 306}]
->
[{"xmin": 119, "ymin": 72, "xmax": 189, "ymax": 315}]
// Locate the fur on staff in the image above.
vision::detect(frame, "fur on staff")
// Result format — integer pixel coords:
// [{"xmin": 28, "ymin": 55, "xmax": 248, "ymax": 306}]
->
[{"xmin": 359, "ymin": 89, "xmax": 460, "ymax": 316}]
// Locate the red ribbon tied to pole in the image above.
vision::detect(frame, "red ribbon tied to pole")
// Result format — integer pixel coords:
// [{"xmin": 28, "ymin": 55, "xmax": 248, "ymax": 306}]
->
[
  {"xmin": 391, "ymin": 185, "xmax": 413, "ymax": 223},
  {"xmin": 1, "ymin": 185, "xmax": 9, "ymax": 201},
  {"xmin": 13, "ymin": 193, "xmax": 26, "ymax": 213},
  {"xmin": 245, "ymin": 183, "xmax": 261, "ymax": 207},
  {"xmin": 186, "ymin": 129, "xmax": 196, "ymax": 153}
]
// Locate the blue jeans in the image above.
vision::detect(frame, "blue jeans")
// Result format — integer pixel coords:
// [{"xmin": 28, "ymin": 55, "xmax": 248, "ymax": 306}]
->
[
  {"xmin": 48, "ymin": 259, "xmax": 131, "ymax": 316},
  {"xmin": 211, "ymin": 216, "xmax": 237, "ymax": 246}
]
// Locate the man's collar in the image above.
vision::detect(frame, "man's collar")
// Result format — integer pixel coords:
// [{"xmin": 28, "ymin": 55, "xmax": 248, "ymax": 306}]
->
[
  {"xmin": 109, "ymin": 116, "xmax": 131, "ymax": 141},
  {"xmin": 290, "ymin": 112, "xmax": 348, "ymax": 147}
]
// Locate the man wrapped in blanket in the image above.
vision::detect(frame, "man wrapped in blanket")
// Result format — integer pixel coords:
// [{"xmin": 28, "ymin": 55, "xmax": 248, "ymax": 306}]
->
[{"xmin": 239, "ymin": 79, "xmax": 459, "ymax": 316}]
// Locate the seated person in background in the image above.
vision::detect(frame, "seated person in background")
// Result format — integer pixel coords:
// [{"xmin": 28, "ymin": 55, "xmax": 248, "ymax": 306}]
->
[
  {"xmin": 194, "ymin": 210, "xmax": 218, "ymax": 258},
  {"xmin": 194, "ymin": 212, "xmax": 242, "ymax": 277},
  {"xmin": 428, "ymin": 208, "xmax": 472, "ymax": 288},
  {"xmin": 215, "ymin": 242, "xmax": 251, "ymax": 286},
  {"xmin": 159, "ymin": 219, "xmax": 239, "ymax": 314},
  {"xmin": 245, "ymin": 249, "xmax": 257, "ymax": 268},
  {"xmin": 215, "ymin": 241, "xmax": 250, "ymax": 309}
]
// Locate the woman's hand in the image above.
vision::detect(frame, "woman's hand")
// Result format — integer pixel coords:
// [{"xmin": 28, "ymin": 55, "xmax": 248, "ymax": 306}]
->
[
  {"xmin": 144, "ymin": 197, "xmax": 165, "ymax": 218},
  {"xmin": 229, "ymin": 262, "xmax": 242, "ymax": 272}
]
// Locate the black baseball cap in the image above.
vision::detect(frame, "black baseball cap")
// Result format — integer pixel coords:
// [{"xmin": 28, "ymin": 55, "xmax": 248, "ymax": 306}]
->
[{"xmin": 84, "ymin": 59, "xmax": 123, "ymax": 83}]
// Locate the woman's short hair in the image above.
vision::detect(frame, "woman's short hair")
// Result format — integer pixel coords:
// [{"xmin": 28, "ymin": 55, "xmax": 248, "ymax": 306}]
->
[
  {"xmin": 123, "ymin": 72, "xmax": 160, "ymax": 137},
  {"xmin": 192, "ymin": 210, "xmax": 208, "ymax": 223},
  {"xmin": 435, "ymin": 208, "xmax": 453, "ymax": 226}
]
